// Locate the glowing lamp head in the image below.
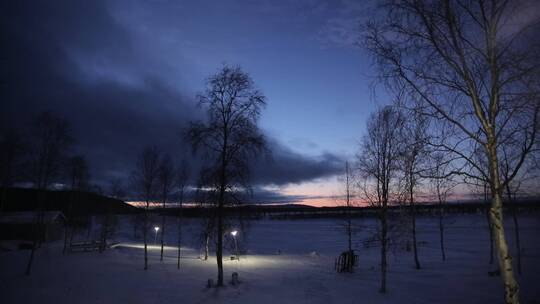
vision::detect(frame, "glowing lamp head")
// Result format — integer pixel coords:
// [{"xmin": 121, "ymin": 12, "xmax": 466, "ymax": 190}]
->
[
  {"xmin": 231, "ymin": 230, "xmax": 238, "ymax": 237},
  {"xmin": 154, "ymin": 226, "xmax": 160, "ymax": 232}
]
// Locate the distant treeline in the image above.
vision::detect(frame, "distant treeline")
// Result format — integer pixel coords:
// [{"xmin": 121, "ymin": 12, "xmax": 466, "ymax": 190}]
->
[
  {"xmin": 4, "ymin": 187, "xmax": 538, "ymax": 220},
  {"xmin": 158, "ymin": 201, "xmax": 540, "ymax": 220}
]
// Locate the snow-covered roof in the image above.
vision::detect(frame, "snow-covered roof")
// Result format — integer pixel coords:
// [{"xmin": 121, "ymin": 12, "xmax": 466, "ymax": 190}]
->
[{"xmin": 0, "ymin": 211, "xmax": 65, "ymax": 224}]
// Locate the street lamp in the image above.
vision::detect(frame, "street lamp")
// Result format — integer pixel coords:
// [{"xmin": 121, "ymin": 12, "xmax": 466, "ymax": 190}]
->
[
  {"xmin": 231, "ymin": 230, "xmax": 239, "ymax": 260},
  {"xmin": 154, "ymin": 226, "xmax": 160, "ymax": 245}
]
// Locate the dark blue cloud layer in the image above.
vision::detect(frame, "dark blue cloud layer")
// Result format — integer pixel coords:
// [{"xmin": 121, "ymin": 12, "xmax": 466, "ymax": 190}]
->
[{"xmin": 1, "ymin": 0, "xmax": 344, "ymax": 199}]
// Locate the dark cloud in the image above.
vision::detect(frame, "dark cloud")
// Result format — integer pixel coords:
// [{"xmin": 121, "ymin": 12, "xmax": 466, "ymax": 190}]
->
[
  {"xmin": 1, "ymin": 0, "xmax": 343, "ymax": 197},
  {"xmin": 1, "ymin": 0, "xmax": 197, "ymax": 183},
  {"xmin": 252, "ymin": 139, "xmax": 343, "ymax": 186}
]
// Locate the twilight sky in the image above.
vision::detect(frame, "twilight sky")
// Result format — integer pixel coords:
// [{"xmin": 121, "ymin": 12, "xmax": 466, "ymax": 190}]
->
[{"xmin": 1, "ymin": 0, "xmax": 386, "ymax": 206}]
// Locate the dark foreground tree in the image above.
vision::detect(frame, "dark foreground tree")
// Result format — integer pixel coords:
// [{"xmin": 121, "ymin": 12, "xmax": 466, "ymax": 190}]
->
[
  {"xmin": 344, "ymin": 161, "xmax": 354, "ymax": 253},
  {"xmin": 358, "ymin": 106, "xmax": 404, "ymax": 293},
  {"xmin": 158, "ymin": 154, "xmax": 174, "ymax": 261},
  {"xmin": 132, "ymin": 146, "xmax": 161, "ymax": 270},
  {"xmin": 195, "ymin": 173, "xmax": 214, "ymax": 262},
  {"xmin": 0, "ymin": 130, "xmax": 25, "ymax": 213},
  {"xmin": 187, "ymin": 65, "xmax": 267, "ymax": 286},
  {"xmin": 429, "ymin": 151, "xmax": 456, "ymax": 261},
  {"xmin": 364, "ymin": 1, "xmax": 540, "ymax": 302},
  {"xmin": 26, "ymin": 112, "xmax": 73, "ymax": 275},
  {"xmin": 63, "ymin": 155, "xmax": 90, "ymax": 254},
  {"xmin": 398, "ymin": 112, "xmax": 428, "ymax": 270},
  {"xmin": 176, "ymin": 159, "xmax": 190, "ymax": 269}
]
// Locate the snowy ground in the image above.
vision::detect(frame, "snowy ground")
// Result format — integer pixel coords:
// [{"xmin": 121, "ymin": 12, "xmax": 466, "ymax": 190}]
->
[{"xmin": 1, "ymin": 214, "xmax": 540, "ymax": 304}]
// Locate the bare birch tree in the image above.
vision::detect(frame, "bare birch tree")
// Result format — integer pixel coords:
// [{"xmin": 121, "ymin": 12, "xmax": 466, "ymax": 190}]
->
[
  {"xmin": 26, "ymin": 112, "xmax": 73, "ymax": 275},
  {"xmin": 63, "ymin": 155, "xmax": 89, "ymax": 254},
  {"xmin": 358, "ymin": 106, "xmax": 404, "ymax": 293},
  {"xmin": 176, "ymin": 159, "xmax": 190, "ymax": 269},
  {"xmin": 500, "ymin": 141, "xmax": 538, "ymax": 275},
  {"xmin": 158, "ymin": 154, "xmax": 174, "ymax": 261},
  {"xmin": 398, "ymin": 112, "xmax": 428, "ymax": 269},
  {"xmin": 344, "ymin": 161, "xmax": 354, "ymax": 253},
  {"xmin": 194, "ymin": 171, "xmax": 214, "ymax": 261},
  {"xmin": 364, "ymin": 1, "xmax": 540, "ymax": 302},
  {"xmin": 187, "ymin": 65, "xmax": 267, "ymax": 287},
  {"xmin": 0, "ymin": 130, "xmax": 25, "ymax": 213},
  {"xmin": 132, "ymin": 146, "xmax": 161, "ymax": 270},
  {"xmin": 429, "ymin": 151, "xmax": 456, "ymax": 261}
]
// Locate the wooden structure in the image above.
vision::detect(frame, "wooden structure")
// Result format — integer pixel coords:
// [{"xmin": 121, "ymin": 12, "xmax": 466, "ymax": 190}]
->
[
  {"xmin": 69, "ymin": 240, "xmax": 105, "ymax": 252},
  {"xmin": 0, "ymin": 211, "xmax": 65, "ymax": 242},
  {"xmin": 335, "ymin": 250, "xmax": 358, "ymax": 273}
]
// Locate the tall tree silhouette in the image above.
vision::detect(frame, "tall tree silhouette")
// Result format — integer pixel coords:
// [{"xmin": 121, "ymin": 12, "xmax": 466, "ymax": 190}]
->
[
  {"xmin": 132, "ymin": 146, "xmax": 161, "ymax": 270},
  {"xmin": 26, "ymin": 112, "xmax": 73, "ymax": 275},
  {"xmin": 176, "ymin": 159, "xmax": 190, "ymax": 269},
  {"xmin": 158, "ymin": 154, "xmax": 174, "ymax": 261},
  {"xmin": 0, "ymin": 130, "xmax": 25, "ymax": 213},
  {"xmin": 358, "ymin": 106, "xmax": 404, "ymax": 293},
  {"xmin": 398, "ymin": 112, "xmax": 428, "ymax": 270},
  {"xmin": 63, "ymin": 155, "xmax": 89, "ymax": 254},
  {"xmin": 187, "ymin": 65, "xmax": 267, "ymax": 286}
]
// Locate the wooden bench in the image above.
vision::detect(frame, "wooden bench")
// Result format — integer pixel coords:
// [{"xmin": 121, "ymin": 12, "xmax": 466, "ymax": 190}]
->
[
  {"xmin": 335, "ymin": 250, "xmax": 358, "ymax": 273},
  {"xmin": 69, "ymin": 240, "xmax": 104, "ymax": 252}
]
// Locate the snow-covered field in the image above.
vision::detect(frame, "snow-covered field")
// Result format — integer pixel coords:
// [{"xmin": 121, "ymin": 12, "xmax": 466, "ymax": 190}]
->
[{"xmin": 1, "ymin": 214, "xmax": 540, "ymax": 304}]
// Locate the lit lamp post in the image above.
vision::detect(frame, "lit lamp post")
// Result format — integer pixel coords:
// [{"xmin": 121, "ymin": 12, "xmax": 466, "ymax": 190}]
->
[
  {"xmin": 231, "ymin": 230, "xmax": 239, "ymax": 260},
  {"xmin": 154, "ymin": 226, "xmax": 160, "ymax": 245}
]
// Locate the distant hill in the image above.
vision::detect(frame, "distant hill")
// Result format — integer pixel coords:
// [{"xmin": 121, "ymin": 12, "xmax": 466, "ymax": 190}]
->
[{"xmin": 1, "ymin": 187, "xmax": 138, "ymax": 215}]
